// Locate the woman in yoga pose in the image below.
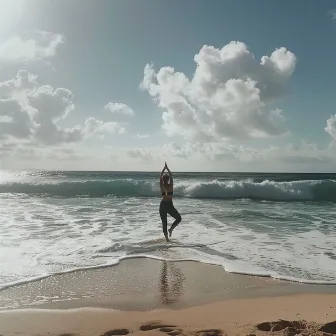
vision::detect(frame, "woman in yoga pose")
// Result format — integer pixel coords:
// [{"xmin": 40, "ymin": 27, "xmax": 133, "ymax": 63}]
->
[{"xmin": 159, "ymin": 162, "xmax": 182, "ymax": 242}]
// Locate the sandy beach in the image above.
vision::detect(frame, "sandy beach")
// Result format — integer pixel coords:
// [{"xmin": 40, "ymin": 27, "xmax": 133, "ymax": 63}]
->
[
  {"xmin": 0, "ymin": 258, "xmax": 336, "ymax": 336},
  {"xmin": 1, "ymin": 0, "xmax": 336, "ymax": 334},
  {"xmin": 0, "ymin": 293, "xmax": 336, "ymax": 336}
]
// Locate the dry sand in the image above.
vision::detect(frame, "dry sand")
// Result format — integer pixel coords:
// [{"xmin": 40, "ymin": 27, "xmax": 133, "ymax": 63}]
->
[
  {"xmin": 0, "ymin": 294, "xmax": 335, "ymax": 336},
  {"xmin": 0, "ymin": 258, "xmax": 335, "ymax": 336}
]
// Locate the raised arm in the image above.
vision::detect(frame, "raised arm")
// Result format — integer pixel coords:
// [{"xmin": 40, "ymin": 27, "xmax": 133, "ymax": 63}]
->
[
  {"xmin": 160, "ymin": 165, "xmax": 166, "ymax": 186},
  {"xmin": 165, "ymin": 162, "xmax": 173, "ymax": 185}
]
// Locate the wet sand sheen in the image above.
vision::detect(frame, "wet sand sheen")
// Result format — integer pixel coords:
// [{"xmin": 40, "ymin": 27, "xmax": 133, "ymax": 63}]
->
[
  {"xmin": 0, "ymin": 258, "xmax": 335, "ymax": 311},
  {"xmin": 0, "ymin": 259, "xmax": 336, "ymax": 336}
]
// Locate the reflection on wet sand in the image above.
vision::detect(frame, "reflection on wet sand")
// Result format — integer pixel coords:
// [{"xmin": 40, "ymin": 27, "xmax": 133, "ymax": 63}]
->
[{"xmin": 160, "ymin": 261, "xmax": 185, "ymax": 305}]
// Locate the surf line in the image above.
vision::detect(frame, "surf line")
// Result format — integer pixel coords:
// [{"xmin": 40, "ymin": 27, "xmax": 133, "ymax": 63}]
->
[{"xmin": 207, "ymin": 240, "xmax": 226, "ymax": 246}]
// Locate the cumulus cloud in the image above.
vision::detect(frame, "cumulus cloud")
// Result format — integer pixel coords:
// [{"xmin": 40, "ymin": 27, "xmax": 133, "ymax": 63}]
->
[
  {"xmin": 325, "ymin": 115, "xmax": 336, "ymax": 140},
  {"xmin": 0, "ymin": 70, "xmax": 38, "ymax": 98},
  {"xmin": 0, "ymin": 98, "xmax": 33, "ymax": 139},
  {"xmin": 29, "ymin": 85, "xmax": 74, "ymax": 121},
  {"xmin": 162, "ymin": 142, "xmax": 193, "ymax": 159},
  {"xmin": 141, "ymin": 41, "xmax": 296, "ymax": 142},
  {"xmin": 104, "ymin": 102, "xmax": 134, "ymax": 116},
  {"xmin": 0, "ymin": 31, "xmax": 64, "ymax": 63},
  {"xmin": 0, "ymin": 70, "xmax": 125, "ymax": 145},
  {"xmin": 126, "ymin": 148, "xmax": 153, "ymax": 161},
  {"xmin": 83, "ymin": 117, "xmax": 125, "ymax": 137}
]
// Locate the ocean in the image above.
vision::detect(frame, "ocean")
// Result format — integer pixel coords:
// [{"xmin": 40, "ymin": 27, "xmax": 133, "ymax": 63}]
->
[{"xmin": 0, "ymin": 170, "xmax": 335, "ymax": 290}]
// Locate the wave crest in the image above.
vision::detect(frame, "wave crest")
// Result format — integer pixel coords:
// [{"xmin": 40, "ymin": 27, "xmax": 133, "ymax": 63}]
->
[{"xmin": 1, "ymin": 178, "xmax": 336, "ymax": 201}]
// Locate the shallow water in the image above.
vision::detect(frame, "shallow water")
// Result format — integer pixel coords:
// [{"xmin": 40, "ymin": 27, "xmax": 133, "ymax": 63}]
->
[{"xmin": 0, "ymin": 170, "xmax": 335, "ymax": 288}]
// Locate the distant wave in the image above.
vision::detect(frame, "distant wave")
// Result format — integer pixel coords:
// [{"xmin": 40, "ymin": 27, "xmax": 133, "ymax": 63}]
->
[{"xmin": 1, "ymin": 178, "xmax": 336, "ymax": 202}]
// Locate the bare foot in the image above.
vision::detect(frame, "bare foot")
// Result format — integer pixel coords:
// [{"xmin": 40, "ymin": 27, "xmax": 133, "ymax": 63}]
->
[{"xmin": 168, "ymin": 228, "xmax": 173, "ymax": 237}]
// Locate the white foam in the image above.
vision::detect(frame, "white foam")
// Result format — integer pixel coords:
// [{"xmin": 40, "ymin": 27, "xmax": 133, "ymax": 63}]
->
[
  {"xmin": 1, "ymin": 252, "xmax": 336, "ymax": 292},
  {"xmin": 0, "ymin": 192, "xmax": 336, "ymax": 291},
  {"xmin": 1, "ymin": 176, "xmax": 336, "ymax": 201}
]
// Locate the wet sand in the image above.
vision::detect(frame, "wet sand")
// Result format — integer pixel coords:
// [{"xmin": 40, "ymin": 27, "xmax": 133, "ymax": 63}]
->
[
  {"xmin": 1, "ymin": 258, "xmax": 336, "ymax": 311},
  {"xmin": 0, "ymin": 258, "xmax": 335, "ymax": 336}
]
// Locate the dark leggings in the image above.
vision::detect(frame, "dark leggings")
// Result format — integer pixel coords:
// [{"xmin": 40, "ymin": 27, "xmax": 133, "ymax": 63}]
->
[{"xmin": 159, "ymin": 200, "xmax": 182, "ymax": 239}]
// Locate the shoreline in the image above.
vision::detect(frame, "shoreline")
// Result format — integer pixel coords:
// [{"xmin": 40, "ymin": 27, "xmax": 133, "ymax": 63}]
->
[
  {"xmin": 1, "ymin": 258, "xmax": 336, "ymax": 336},
  {"xmin": 1, "ymin": 252, "xmax": 335, "ymax": 293},
  {"xmin": 1, "ymin": 258, "xmax": 335, "ymax": 312}
]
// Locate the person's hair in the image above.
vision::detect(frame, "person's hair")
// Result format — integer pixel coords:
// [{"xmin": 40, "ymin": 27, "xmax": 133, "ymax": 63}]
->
[{"xmin": 162, "ymin": 174, "xmax": 169, "ymax": 184}]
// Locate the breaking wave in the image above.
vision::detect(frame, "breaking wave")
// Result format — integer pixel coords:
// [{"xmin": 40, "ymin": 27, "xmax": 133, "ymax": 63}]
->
[{"xmin": 1, "ymin": 178, "xmax": 336, "ymax": 201}]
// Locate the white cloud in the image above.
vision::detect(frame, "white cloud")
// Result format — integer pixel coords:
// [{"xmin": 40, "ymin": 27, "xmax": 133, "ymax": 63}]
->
[
  {"xmin": 162, "ymin": 142, "xmax": 194, "ymax": 159},
  {"xmin": 0, "ymin": 98, "xmax": 33, "ymax": 139},
  {"xmin": 0, "ymin": 31, "xmax": 64, "ymax": 63},
  {"xmin": 83, "ymin": 117, "xmax": 125, "ymax": 137},
  {"xmin": 0, "ymin": 70, "xmax": 125, "ymax": 146},
  {"xmin": 136, "ymin": 133, "xmax": 149, "ymax": 139},
  {"xmin": 325, "ymin": 114, "xmax": 336, "ymax": 140},
  {"xmin": 0, "ymin": 70, "xmax": 38, "ymax": 98},
  {"xmin": 104, "ymin": 102, "xmax": 134, "ymax": 116},
  {"xmin": 34, "ymin": 122, "xmax": 82, "ymax": 145},
  {"xmin": 328, "ymin": 8, "xmax": 336, "ymax": 21},
  {"xmin": 126, "ymin": 148, "xmax": 153, "ymax": 161},
  {"xmin": 141, "ymin": 41, "xmax": 296, "ymax": 142},
  {"xmin": 29, "ymin": 85, "xmax": 75, "ymax": 121}
]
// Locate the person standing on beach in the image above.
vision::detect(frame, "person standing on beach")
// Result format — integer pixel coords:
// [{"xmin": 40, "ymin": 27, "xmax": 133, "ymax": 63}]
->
[{"xmin": 159, "ymin": 162, "xmax": 182, "ymax": 242}]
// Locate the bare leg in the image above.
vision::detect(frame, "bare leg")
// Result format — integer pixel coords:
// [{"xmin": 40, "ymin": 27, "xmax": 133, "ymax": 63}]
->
[
  {"xmin": 160, "ymin": 205, "xmax": 169, "ymax": 242},
  {"xmin": 168, "ymin": 205, "xmax": 182, "ymax": 237},
  {"xmin": 162, "ymin": 218, "xmax": 169, "ymax": 242}
]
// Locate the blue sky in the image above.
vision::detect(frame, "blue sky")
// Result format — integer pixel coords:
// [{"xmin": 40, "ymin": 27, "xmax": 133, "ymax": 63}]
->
[{"xmin": 1, "ymin": 0, "xmax": 336, "ymax": 171}]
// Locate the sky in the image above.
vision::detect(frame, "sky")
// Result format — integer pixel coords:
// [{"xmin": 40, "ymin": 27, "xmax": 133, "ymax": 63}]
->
[{"xmin": 1, "ymin": 0, "xmax": 336, "ymax": 172}]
